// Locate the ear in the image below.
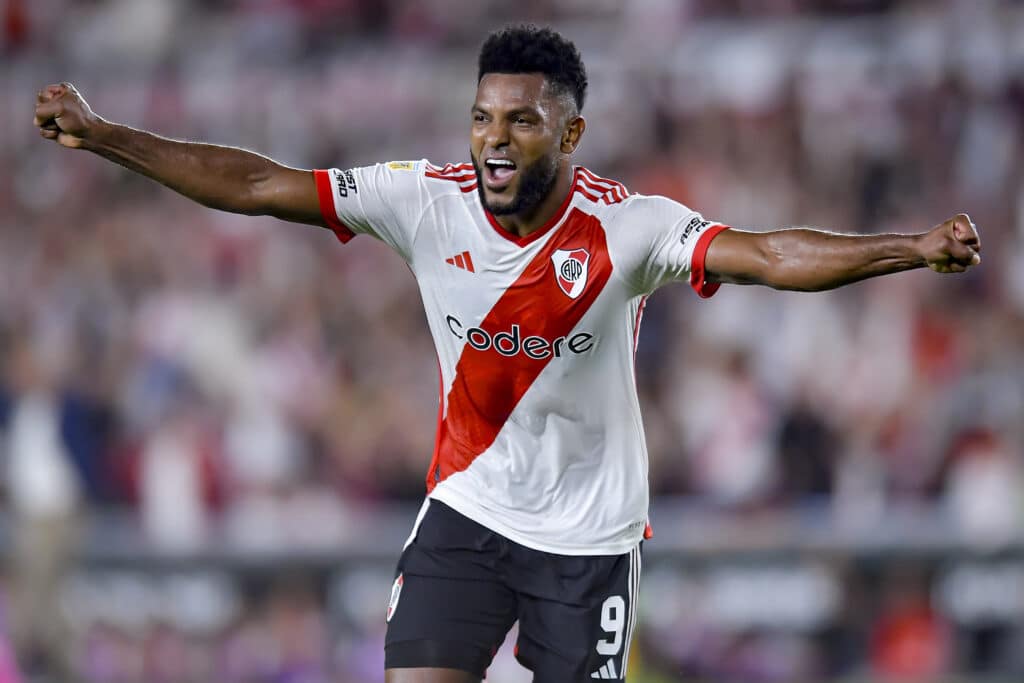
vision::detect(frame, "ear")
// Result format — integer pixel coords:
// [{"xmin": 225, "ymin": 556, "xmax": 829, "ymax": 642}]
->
[{"xmin": 560, "ymin": 115, "xmax": 586, "ymax": 154}]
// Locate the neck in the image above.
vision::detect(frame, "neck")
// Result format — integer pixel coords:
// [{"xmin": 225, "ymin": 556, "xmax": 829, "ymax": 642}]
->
[{"xmin": 492, "ymin": 161, "xmax": 575, "ymax": 238}]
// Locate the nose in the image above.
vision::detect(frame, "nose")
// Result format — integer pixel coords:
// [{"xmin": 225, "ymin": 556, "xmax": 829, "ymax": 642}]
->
[{"xmin": 483, "ymin": 119, "xmax": 510, "ymax": 149}]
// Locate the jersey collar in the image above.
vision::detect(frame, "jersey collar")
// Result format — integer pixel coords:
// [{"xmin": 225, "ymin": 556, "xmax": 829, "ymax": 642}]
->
[{"xmin": 482, "ymin": 167, "xmax": 579, "ymax": 247}]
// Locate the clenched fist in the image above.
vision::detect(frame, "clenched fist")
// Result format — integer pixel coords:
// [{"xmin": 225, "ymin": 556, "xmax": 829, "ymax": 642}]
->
[
  {"xmin": 919, "ymin": 213, "xmax": 981, "ymax": 273},
  {"xmin": 34, "ymin": 82, "xmax": 104, "ymax": 149}
]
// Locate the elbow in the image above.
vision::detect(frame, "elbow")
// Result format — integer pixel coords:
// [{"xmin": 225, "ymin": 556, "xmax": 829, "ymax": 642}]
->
[
  {"xmin": 753, "ymin": 238, "xmax": 794, "ymax": 289},
  {"xmin": 196, "ymin": 195, "xmax": 264, "ymax": 216},
  {"xmin": 240, "ymin": 172, "xmax": 276, "ymax": 216},
  {"xmin": 771, "ymin": 281, "xmax": 829, "ymax": 293},
  {"xmin": 769, "ymin": 272, "xmax": 837, "ymax": 293}
]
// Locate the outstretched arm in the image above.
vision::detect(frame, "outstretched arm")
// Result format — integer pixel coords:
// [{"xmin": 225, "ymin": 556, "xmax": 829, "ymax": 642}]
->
[
  {"xmin": 704, "ymin": 214, "xmax": 981, "ymax": 292},
  {"xmin": 33, "ymin": 82, "xmax": 322, "ymax": 225}
]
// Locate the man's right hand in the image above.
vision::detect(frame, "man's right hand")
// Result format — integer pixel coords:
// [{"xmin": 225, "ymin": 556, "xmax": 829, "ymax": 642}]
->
[
  {"xmin": 34, "ymin": 82, "xmax": 104, "ymax": 149},
  {"xmin": 31, "ymin": 81, "xmax": 324, "ymax": 227}
]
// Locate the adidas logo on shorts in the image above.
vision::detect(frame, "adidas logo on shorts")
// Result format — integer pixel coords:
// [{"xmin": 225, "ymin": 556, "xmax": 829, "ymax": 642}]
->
[{"xmin": 590, "ymin": 658, "xmax": 619, "ymax": 679}]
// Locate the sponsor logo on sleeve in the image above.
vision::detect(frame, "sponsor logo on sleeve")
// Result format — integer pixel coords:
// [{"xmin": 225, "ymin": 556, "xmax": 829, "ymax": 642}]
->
[
  {"xmin": 551, "ymin": 247, "xmax": 590, "ymax": 299},
  {"xmin": 387, "ymin": 161, "xmax": 416, "ymax": 171},
  {"xmin": 332, "ymin": 168, "xmax": 359, "ymax": 199},
  {"xmin": 680, "ymin": 215, "xmax": 711, "ymax": 243}
]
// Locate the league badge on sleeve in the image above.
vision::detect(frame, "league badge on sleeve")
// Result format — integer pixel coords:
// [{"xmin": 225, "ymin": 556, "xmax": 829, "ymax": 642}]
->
[{"xmin": 551, "ymin": 248, "xmax": 590, "ymax": 299}]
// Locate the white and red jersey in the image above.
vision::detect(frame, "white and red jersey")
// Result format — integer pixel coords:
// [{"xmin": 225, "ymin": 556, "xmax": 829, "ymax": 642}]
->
[{"xmin": 314, "ymin": 161, "xmax": 729, "ymax": 555}]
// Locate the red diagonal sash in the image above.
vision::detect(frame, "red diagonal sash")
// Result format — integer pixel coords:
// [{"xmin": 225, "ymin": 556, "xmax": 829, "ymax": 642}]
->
[{"xmin": 427, "ymin": 208, "xmax": 613, "ymax": 491}]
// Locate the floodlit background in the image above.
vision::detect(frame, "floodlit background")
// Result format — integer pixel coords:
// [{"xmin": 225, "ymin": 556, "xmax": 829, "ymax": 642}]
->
[{"xmin": 2, "ymin": 0, "xmax": 1023, "ymax": 681}]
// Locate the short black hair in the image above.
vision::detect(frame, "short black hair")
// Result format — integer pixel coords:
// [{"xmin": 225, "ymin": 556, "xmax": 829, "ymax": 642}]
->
[{"xmin": 478, "ymin": 24, "xmax": 588, "ymax": 112}]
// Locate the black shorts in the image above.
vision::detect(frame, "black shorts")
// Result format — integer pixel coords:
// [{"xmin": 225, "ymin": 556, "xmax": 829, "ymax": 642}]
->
[{"xmin": 384, "ymin": 500, "xmax": 642, "ymax": 682}]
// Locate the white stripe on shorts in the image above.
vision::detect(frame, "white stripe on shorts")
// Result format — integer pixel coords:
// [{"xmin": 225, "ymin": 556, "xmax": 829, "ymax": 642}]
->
[
  {"xmin": 621, "ymin": 545, "xmax": 641, "ymax": 678},
  {"xmin": 402, "ymin": 498, "xmax": 432, "ymax": 550}
]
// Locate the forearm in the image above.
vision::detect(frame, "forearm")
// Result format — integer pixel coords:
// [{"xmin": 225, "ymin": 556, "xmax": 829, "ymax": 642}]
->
[
  {"xmin": 755, "ymin": 229, "xmax": 926, "ymax": 291},
  {"xmin": 705, "ymin": 215, "xmax": 980, "ymax": 291},
  {"xmin": 83, "ymin": 120, "xmax": 286, "ymax": 215}
]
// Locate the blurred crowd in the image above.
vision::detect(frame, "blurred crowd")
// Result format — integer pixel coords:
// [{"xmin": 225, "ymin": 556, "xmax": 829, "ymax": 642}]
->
[{"xmin": 2, "ymin": 0, "xmax": 1024, "ymax": 681}]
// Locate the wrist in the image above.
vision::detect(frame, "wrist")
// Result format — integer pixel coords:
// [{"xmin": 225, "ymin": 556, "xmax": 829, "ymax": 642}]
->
[
  {"xmin": 908, "ymin": 233, "xmax": 930, "ymax": 268},
  {"xmin": 80, "ymin": 117, "xmax": 116, "ymax": 150}
]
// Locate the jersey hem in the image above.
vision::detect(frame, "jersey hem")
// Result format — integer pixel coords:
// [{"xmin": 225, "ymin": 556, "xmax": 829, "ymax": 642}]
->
[{"xmin": 428, "ymin": 487, "xmax": 643, "ymax": 557}]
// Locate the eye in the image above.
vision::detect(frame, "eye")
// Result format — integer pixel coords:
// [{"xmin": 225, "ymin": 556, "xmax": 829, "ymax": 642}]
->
[{"xmin": 473, "ymin": 113, "xmax": 487, "ymax": 123}]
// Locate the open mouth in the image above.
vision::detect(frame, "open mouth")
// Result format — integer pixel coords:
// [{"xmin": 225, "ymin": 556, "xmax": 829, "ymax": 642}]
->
[{"xmin": 483, "ymin": 158, "xmax": 518, "ymax": 189}]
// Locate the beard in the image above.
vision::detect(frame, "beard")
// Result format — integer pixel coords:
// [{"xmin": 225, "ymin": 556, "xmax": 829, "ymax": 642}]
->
[{"xmin": 472, "ymin": 152, "xmax": 560, "ymax": 216}]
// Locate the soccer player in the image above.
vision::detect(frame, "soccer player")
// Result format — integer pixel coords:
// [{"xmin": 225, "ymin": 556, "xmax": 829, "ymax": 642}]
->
[{"xmin": 34, "ymin": 25, "xmax": 979, "ymax": 683}]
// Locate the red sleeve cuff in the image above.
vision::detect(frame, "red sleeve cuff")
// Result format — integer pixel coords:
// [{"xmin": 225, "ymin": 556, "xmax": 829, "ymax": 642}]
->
[
  {"xmin": 313, "ymin": 169, "xmax": 356, "ymax": 244},
  {"xmin": 689, "ymin": 224, "xmax": 730, "ymax": 298}
]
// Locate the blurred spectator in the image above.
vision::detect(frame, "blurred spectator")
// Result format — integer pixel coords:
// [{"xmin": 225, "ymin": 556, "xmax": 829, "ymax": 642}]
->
[
  {"xmin": 1, "ymin": 337, "xmax": 82, "ymax": 679},
  {"xmin": 943, "ymin": 428, "xmax": 1023, "ymax": 546},
  {"xmin": 869, "ymin": 568, "xmax": 953, "ymax": 679},
  {"xmin": 138, "ymin": 405, "xmax": 219, "ymax": 553},
  {"xmin": 775, "ymin": 397, "xmax": 839, "ymax": 502}
]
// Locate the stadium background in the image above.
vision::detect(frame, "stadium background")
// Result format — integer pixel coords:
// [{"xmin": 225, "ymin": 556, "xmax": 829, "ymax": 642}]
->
[{"xmin": 1, "ymin": 0, "xmax": 1023, "ymax": 681}]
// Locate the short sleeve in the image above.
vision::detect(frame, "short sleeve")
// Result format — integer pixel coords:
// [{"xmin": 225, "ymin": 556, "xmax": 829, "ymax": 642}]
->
[
  {"xmin": 624, "ymin": 195, "xmax": 730, "ymax": 297},
  {"xmin": 313, "ymin": 160, "xmax": 428, "ymax": 261}
]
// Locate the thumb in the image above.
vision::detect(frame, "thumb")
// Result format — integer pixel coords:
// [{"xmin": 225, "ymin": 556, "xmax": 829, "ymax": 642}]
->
[{"xmin": 56, "ymin": 131, "xmax": 84, "ymax": 149}]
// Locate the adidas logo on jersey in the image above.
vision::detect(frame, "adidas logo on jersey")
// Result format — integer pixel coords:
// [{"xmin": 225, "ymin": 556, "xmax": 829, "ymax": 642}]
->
[
  {"xmin": 445, "ymin": 251, "xmax": 475, "ymax": 272},
  {"xmin": 590, "ymin": 658, "xmax": 619, "ymax": 679}
]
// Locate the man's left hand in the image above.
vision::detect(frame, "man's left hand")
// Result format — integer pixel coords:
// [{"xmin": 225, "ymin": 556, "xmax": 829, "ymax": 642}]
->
[{"xmin": 919, "ymin": 213, "xmax": 981, "ymax": 273}]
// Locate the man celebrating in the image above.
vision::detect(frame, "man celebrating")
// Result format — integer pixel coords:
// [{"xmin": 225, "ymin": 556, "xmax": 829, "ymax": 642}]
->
[{"xmin": 34, "ymin": 24, "xmax": 979, "ymax": 683}]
